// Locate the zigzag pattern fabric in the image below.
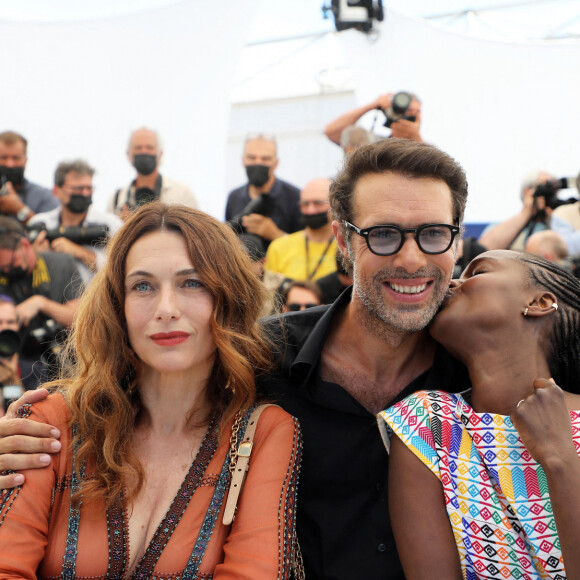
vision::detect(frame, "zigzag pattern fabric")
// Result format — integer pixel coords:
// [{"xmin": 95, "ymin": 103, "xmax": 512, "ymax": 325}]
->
[{"xmin": 378, "ymin": 390, "xmax": 580, "ymax": 579}]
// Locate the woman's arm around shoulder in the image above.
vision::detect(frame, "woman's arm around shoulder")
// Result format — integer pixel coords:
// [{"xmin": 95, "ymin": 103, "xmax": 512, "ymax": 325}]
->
[
  {"xmin": 0, "ymin": 393, "xmax": 70, "ymax": 579},
  {"xmin": 215, "ymin": 405, "xmax": 301, "ymax": 580},
  {"xmin": 389, "ymin": 433, "xmax": 462, "ymax": 580}
]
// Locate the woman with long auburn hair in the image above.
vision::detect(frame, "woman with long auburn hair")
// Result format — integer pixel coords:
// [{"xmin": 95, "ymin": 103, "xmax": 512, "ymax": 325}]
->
[{"xmin": 0, "ymin": 202, "xmax": 301, "ymax": 579}]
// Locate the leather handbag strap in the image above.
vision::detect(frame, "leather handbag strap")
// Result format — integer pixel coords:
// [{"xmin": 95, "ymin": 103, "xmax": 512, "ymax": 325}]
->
[{"xmin": 222, "ymin": 403, "xmax": 275, "ymax": 525}]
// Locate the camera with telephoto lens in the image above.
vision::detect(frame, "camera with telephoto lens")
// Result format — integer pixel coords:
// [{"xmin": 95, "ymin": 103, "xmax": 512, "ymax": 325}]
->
[
  {"xmin": 227, "ymin": 194, "xmax": 277, "ymax": 235},
  {"xmin": 27, "ymin": 222, "xmax": 109, "ymax": 246},
  {"xmin": 0, "ymin": 329, "xmax": 23, "ymax": 412},
  {"xmin": 533, "ymin": 177, "xmax": 578, "ymax": 211},
  {"xmin": 381, "ymin": 91, "xmax": 417, "ymax": 128}
]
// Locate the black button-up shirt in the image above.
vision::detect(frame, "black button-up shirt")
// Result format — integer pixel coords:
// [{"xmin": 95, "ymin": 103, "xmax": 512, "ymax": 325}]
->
[{"xmin": 260, "ymin": 288, "xmax": 467, "ymax": 580}]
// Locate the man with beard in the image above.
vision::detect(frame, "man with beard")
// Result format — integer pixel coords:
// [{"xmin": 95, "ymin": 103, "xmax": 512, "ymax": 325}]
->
[
  {"xmin": 264, "ymin": 177, "xmax": 337, "ymax": 282},
  {"xmin": 225, "ymin": 134, "xmax": 301, "ymax": 247},
  {"xmin": 109, "ymin": 127, "xmax": 197, "ymax": 221},
  {"xmin": 29, "ymin": 160, "xmax": 122, "ymax": 284},
  {"xmin": 0, "ymin": 131, "xmax": 59, "ymax": 224},
  {"xmin": 0, "ymin": 139, "xmax": 468, "ymax": 580},
  {"xmin": 0, "ymin": 217, "xmax": 82, "ymax": 389}
]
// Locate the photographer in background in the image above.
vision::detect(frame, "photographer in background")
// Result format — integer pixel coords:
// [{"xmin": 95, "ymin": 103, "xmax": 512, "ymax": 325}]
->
[
  {"xmin": 550, "ymin": 171, "xmax": 580, "ymax": 254},
  {"xmin": 0, "ymin": 131, "xmax": 59, "ymax": 224},
  {"xmin": 324, "ymin": 92, "xmax": 423, "ymax": 146},
  {"xmin": 478, "ymin": 171, "xmax": 555, "ymax": 251},
  {"xmin": 225, "ymin": 133, "xmax": 301, "ymax": 247},
  {"xmin": 109, "ymin": 127, "xmax": 197, "ymax": 221},
  {"xmin": 0, "ymin": 216, "xmax": 82, "ymax": 388},
  {"xmin": 29, "ymin": 160, "xmax": 122, "ymax": 284},
  {"xmin": 0, "ymin": 296, "xmax": 24, "ymax": 413}
]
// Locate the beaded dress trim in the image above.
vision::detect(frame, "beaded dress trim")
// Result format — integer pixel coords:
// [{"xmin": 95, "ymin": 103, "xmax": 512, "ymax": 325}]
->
[{"xmin": 59, "ymin": 411, "xmax": 256, "ymax": 579}]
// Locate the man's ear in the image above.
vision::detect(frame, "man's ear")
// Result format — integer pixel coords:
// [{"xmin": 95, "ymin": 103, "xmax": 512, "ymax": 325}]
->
[
  {"xmin": 525, "ymin": 292, "xmax": 559, "ymax": 318},
  {"xmin": 332, "ymin": 220, "xmax": 348, "ymax": 259}
]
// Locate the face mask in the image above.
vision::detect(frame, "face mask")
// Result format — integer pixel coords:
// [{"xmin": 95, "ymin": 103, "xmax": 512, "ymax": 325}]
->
[
  {"xmin": 301, "ymin": 211, "xmax": 329, "ymax": 230},
  {"xmin": 0, "ymin": 166, "xmax": 25, "ymax": 187},
  {"xmin": 245, "ymin": 164, "xmax": 270, "ymax": 188},
  {"xmin": 65, "ymin": 194, "xmax": 92, "ymax": 214},
  {"xmin": 5, "ymin": 265, "xmax": 27, "ymax": 281},
  {"xmin": 132, "ymin": 154, "xmax": 157, "ymax": 176}
]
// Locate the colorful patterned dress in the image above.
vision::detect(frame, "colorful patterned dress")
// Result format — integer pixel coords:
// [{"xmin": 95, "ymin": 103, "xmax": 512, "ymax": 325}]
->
[
  {"xmin": 0, "ymin": 394, "xmax": 302, "ymax": 579},
  {"xmin": 378, "ymin": 390, "xmax": 580, "ymax": 580}
]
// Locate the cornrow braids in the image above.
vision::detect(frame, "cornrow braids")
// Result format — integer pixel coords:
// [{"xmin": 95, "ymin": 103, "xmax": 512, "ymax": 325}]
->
[{"xmin": 518, "ymin": 253, "xmax": 580, "ymax": 393}]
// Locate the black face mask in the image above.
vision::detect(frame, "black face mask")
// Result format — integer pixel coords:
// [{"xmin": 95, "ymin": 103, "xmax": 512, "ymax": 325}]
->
[
  {"xmin": 0, "ymin": 166, "xmax": 25, "ymax": 187},
  {"xmin": 5, "ymin": 265, "xmax": 27, "ymax": 282},
  {"xmin": 301, "ymin": 211, "xmax": 329, "ymax": 230},
  {"xmin": 65, "ymin": 194, "xmax": 92, "ymax": 214},
  {"xmin": 245, "ymin": 164, "xmax": 270, "ymax": 188},
  {"xmin": 132, "ymin": 154, "xmax": 157, "ymax": 176}
]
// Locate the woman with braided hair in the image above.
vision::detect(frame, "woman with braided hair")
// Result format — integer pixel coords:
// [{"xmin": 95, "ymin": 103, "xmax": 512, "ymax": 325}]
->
[{"xmin": 379, "ymin": 249, "xmax": 580, "ymax": 579}]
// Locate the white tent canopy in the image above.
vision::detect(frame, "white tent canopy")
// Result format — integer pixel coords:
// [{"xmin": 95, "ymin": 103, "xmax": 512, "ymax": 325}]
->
[{"xmin": 2, "ymin": 0, "xmax": 580, "ymax": 223}]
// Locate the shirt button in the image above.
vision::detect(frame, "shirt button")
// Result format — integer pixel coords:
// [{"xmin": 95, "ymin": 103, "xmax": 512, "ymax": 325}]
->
[{"xmin": 377, "ymin": 543, "xmax": 387, "ymax": 553}]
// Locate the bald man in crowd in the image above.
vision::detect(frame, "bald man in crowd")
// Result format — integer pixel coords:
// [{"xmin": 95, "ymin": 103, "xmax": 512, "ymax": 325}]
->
[
  {"xmin": 109, "ymin": 127, "xmax": 197, "ymax": 220},
  {"xmin": 524, "ymin": 230, "xmax": 569, "ymax": 262},
  {"xmin": 265, "ymin": 177, "xmax": 337, "ymax": 282},
  {"xmin": 225, "ymin": 134, "xmax": 301, "ymax": 247}
]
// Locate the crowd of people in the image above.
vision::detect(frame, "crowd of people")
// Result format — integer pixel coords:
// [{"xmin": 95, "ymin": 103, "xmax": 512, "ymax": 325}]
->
[{"xmin": 0, "ymin": 93, "xmax": 579, "ymax": 579}]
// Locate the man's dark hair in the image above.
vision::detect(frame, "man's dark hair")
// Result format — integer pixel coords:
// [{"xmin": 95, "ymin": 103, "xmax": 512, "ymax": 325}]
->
[
  {"xmin": 54, "ymin": 159, "xmax": 95, "ymax": 188},
  {"xmin": 330, "ymin": 138, "xmax": 468, "ymax": 233}
]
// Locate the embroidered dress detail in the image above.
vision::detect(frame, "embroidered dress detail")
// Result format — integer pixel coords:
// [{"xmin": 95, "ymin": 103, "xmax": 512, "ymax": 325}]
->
[
  {"xmin": 279, "ymin": 416, "xmax": 302, "ymax": 578},
  {"xmin": 182, "ymin": 410, "xmax": 252, "ymax": 578},
  {"xmin": 106, "ymin": 492, "xmax": 127, "ymax": 578},
  {"xmin": 62, "ymin": 425, "xmax": 85, "ymax": 580},
  {"xmin": 131, "ymin": 416, "xmax": 219, "ymax": 579},
  {"xmin": 379, "ymin": 390, "xmax": 580, "ymax": 580}
]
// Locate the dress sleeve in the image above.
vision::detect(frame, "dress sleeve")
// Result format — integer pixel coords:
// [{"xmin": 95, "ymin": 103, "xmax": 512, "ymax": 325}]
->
[
  {"xmin": 214, "ymin": 406, "xmax": 301, "ymax": 580},
  {"xmin": 0, "ymin": 395, "xmax": 69, "ymax": 579},
  {"xmin": 377, "ymin": 390, "xmax": 443, "ymax": 481}
]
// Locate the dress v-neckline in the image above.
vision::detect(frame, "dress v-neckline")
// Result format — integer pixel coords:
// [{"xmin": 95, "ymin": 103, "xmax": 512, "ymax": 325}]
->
[{"xmin": 110, "ymin": 417, "xmax": 219, "ymax": 579}]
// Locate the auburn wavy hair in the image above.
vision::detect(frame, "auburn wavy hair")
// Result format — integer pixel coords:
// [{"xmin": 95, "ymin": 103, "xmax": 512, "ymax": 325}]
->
[{"xmin": 54, "ymin": 202, "xmax": 273, "ymax": 506}]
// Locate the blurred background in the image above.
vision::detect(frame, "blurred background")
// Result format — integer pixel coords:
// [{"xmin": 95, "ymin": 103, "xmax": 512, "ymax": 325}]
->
[{"xmin": 2, "ymin": 0, "xmax": 579, "ymax": 226}]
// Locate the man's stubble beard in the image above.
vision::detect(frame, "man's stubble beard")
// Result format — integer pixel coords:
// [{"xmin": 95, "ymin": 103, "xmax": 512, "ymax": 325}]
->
[{"xmin": 347, "ymin": 242, "xmax": 450, "ymax": 338}]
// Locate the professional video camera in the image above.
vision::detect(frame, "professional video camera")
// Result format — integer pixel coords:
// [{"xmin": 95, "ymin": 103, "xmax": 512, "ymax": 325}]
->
[
  {"xmin": 0, "ymin": 329, "xmax": 23, "ymax": 412},
  {"xmin": 533, "ymin": 177, "xmax": 578, "ymax": 214},
  {"xmin": 381, "ymin": 91, "xmax": 417, "ymax": 128},
  {"xmin": 27, "ymin": 222, "xmax": 110, "ymax": 246},
  {"xmin": 227, "ymin": 194, "xmax": 277, "ymax": 235}
]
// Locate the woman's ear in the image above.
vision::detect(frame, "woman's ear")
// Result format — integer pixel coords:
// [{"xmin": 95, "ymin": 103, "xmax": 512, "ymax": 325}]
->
[{"xmin": 524, "ymin": 292, "xmax": 559, "ymax": 318}]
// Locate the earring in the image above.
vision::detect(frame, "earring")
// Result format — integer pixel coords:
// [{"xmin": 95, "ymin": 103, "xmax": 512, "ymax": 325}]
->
[
  {"xmin": 523, "ymin": 307, "xmax": 529, "ymax": 317},
  {"xmin": 552, "ymin": 303, "xmax": 558, "ymax": 311}
]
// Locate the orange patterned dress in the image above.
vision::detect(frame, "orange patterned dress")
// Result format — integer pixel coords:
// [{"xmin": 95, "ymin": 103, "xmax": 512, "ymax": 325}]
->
[{"xmin": 0, "ymin": 394, "xmax": 301, "ymax": 579}]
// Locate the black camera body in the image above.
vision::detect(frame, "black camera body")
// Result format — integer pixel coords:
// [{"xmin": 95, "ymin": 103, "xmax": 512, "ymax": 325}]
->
[
  {"xmin": 228, "ymin": 194, "xmax": 277, "ymax": 235},
  {"xmin": 533, "ymin": 177, "xmax": 577, "ymax": 211},
  {"xmin": 28, "ymin": 222, "xmax": 109, "ymax": 246},
  {"xmin": 382, "ymin": 91, "xmax": 417, "ymax": 128}
]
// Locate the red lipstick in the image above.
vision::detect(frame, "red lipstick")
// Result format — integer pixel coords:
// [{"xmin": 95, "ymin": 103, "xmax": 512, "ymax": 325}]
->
[{"xmin": 150, "ymin": 331, "xmax": 189, "ymax": 346}]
